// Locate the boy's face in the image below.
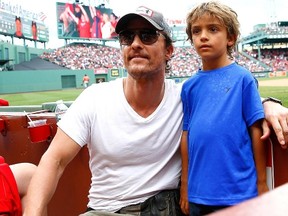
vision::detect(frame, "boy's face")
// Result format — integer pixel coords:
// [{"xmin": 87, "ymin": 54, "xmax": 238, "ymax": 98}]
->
[{"xmin": 190, "ymin": 13, "xmax": 234, "ymax": 64}]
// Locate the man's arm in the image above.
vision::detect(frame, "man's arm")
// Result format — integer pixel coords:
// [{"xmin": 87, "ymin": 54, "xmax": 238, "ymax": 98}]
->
[
  {"xmin": 23, "ymin": 128, "xmax": 81, "ymax": 216},
  {"xmin": 261, "ymin": 100, "xmax": 288, "ymax": 149},
  {"xmin": 79, "ymin": 5, "xmax": 90, "ymax": 23}
]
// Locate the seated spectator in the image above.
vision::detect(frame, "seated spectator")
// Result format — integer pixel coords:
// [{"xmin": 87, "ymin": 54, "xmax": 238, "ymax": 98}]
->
[{"xmin": 0, "ymin": 156, "xmax": 39, "ymax": 215}]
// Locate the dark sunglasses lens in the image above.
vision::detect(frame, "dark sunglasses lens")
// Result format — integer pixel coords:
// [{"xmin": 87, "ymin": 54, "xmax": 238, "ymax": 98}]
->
[
  {"xmin": 119, "ymin": 30, "xmax": 159, "ymax": 45},
  {"xmin": 140, "ymin": 30, "xmax": 158, "ymax": 44},
  {"xmin": 119, "ymin": 31, "xmax": 134, "ymax": 45}
]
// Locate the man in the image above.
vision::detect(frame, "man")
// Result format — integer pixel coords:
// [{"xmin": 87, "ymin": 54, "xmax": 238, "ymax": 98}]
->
[
  {"xmin": 31, "ymin": 21, "xmax": 37, "ymax": 40},
  {"xmin": 14, "ymin": 16, "xmax": 24, "ymax": 38},
  {"xmin": 82, "ymin": 74, "xmax": 90, "ymax": 88},
  {"xmin": 24, "ymin": 6, "xmax": 288, "ymax": 216}
]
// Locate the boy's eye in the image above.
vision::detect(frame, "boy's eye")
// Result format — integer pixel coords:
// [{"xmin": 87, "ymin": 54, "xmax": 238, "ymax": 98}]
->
[
  {"xmin": 210, "ymin": 26, "xmax": 218, "ymax": 32},
  {"xmin": 192, "ymin": 29, "xmax": 200, "ymax": 34}
]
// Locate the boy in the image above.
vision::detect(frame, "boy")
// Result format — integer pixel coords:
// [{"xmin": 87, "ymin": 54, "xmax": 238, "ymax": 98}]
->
[{"xmin": 180, "ymin": 1, "xmax": 269, "ymax": 215}]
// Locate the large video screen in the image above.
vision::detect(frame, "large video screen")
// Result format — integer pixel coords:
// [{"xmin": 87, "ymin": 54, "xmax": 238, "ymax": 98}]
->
[
  {"xmin": 56, "ymin": 2, "xmax": 118, "ymax": 40},
  {"xmin": 0, "ymin": 1, "xmax": 49, "ymax": 42}
]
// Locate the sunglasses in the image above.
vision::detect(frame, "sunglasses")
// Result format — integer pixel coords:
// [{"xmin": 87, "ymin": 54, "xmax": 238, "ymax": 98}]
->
[{"xmin": 118, "ymin": 29, "xmax": 165, "ymax": 46}]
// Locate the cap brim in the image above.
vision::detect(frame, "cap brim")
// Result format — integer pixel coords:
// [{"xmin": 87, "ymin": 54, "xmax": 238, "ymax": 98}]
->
[{"xmin": 115, "ymin": 13, "xmax": 164, "ymax": 34}]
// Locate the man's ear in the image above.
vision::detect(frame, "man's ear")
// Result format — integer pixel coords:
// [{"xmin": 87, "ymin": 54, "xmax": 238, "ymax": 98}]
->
[{"xmin": 166, "ymin": 45, "xmax": 174, "ymax": 60}]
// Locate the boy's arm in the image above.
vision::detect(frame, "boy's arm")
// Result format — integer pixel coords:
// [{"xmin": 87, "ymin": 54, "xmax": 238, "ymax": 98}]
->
[
  {"xmin": 250, "ymin": 120, "xmax": 269, "ymax": 195},
  {"xmin": 180, "ymin": 131, "xmax": 189, "ymax": 215}
]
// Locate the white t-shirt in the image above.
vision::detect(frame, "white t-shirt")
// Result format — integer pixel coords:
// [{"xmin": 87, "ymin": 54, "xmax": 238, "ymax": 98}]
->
[{"xmin": 58, "ymin": 78, "xmax": 183, "ymax": 212}]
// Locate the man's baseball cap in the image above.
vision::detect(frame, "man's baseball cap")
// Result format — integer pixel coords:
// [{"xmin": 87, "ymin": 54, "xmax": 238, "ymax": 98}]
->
[{"xmin": 115, "ymin": 6, "xmax": 171, "ymax": 37}]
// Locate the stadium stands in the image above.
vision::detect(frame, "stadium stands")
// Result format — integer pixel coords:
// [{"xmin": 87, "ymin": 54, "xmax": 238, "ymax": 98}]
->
[
  {"xmin": 247, "ymin": 49, "xmax": 288, "ymax": 71},
  {"xmin": 40, "ymin": 43, "xmax": 123, "ymax": 70},
  {"xmin": 38, "ymin": 42, "xmax": 280, "ymax": 77},
  {"xmin": 241, "ymin": 24, "xmax": 288, "ymax": 72},
  {"xmin": 2, "ymin": 23, "xmax": 287, "ymax": 78}
]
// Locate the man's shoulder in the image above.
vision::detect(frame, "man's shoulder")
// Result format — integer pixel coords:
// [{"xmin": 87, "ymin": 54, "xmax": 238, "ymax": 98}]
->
[
  {"xmin": 90, "ymin": 78, "xmax": 122, "ymax": 90},
  {"xmin": 165, "ymin": 79, "xmax": 183, "ymax": 93}
]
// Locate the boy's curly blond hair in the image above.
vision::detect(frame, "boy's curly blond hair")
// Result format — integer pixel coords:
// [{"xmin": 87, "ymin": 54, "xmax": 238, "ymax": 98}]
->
[{"xmin": 186, "ymin": 1, "xmax": 240, "ymax": 59}]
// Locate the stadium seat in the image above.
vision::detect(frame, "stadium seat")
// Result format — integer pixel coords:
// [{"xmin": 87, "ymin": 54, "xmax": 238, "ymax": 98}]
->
[{"xmin": 0, "ymin": 156, "xmax": 22, "ymax": 216}]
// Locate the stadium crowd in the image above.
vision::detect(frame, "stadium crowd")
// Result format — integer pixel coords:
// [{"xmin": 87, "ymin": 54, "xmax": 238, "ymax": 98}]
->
[
  {"xmin": 40, "ymin": 42, "xmax": 287, "ymax": 77},
  {"xmin": 40, "ymin": 43, "xmax": 123, "ymax": 70},
  {"xmin": 247, "ymin": 49, "xmax": 288, "ymax": 72}
]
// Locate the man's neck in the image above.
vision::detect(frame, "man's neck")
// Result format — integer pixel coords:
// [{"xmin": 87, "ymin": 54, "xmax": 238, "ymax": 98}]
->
[{"xmin": 123, "ymin": 77, "xmax": 165, "ymax": 118}]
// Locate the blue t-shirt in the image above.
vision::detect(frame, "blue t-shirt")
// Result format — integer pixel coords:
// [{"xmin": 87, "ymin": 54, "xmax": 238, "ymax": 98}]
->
[{"xmin": 181, "ymin": 62, "xmax": 264, "ymax": 206}]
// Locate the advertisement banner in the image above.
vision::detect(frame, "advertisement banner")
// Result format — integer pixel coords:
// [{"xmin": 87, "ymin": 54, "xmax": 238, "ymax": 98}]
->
[{"xmin": 0, "ymin": 0, "xmax": 49, "ymax": 41}]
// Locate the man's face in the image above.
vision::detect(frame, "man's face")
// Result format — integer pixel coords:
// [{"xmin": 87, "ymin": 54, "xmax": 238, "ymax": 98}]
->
[
  {"xmin": 120, "ymin": 17, "xmax": 173, "ymax": 80},
  {"xmin": 96, "ymin": 10, "xmax": 102, "ymax": 18},
  {"xmin": 15, "ymin": 19, "xmax": 22, "ymax": 33},
  {"xmin": 75, "ymin": 5, "xmax": 81, "ymax": 13},
  {"xmin": 32, "ymin": 25, "xmax": 37, "ymax": 37}
]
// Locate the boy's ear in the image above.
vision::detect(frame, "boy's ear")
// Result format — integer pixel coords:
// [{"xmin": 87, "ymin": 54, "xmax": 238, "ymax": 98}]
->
[{"xmin": 227, "ymin": 34, "xmax": 236, "ymax": 47}]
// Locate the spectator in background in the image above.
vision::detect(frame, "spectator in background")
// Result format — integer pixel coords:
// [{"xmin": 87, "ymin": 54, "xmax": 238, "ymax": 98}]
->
[
  {"xmin": 110, "ymin": 12, "xmax": 118, "ymax": 38},
  {"xmin": 67, "ymin": 4, "xmax": 91, "ymax": 38},
  {"xmin": 14, "ymin": 16, "xmax": 24, "ymax": 38},
  {"xmin": 59, "ymin": 3, "xmax": 79, "ymax": 37},
  {"xmin": 101, "ymin": 12, "xmax": 113, "ymax": 39},
  {"xmin": 0, "ymin": 156, "xmax": 39, "ymax": 215},
  {"xmin": 10, "ymin": 162, "xmax": 38, "ymax": 214},
  {"xmin": 90, "ymin": 6, "xmax": 103, "ymax": 38},
  {"xmin": 31, "ymin": 21, "xmax": 37, "ymax": 40}
]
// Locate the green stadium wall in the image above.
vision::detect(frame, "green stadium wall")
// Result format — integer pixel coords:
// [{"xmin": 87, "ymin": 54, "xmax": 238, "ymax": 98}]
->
[
  {"xmin": 0, "ymin": 68, "xmax": 128, "ymax": 94},
  {"xmin": 0, "ymin": 41, "xmax": 47, "ymax": 65},
  {"xmin": 0, "ymin": 69, "xmax": 84, "ymax": 93},
  {"xmin": 0, "ymin": 41, "xmax": 128, "ymax": 94}
]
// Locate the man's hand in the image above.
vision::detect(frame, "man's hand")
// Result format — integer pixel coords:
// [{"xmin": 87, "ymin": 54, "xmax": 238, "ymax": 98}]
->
[{"xmin": 261, "ymin": 101, "xmax": 288, "ymax": 149}]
